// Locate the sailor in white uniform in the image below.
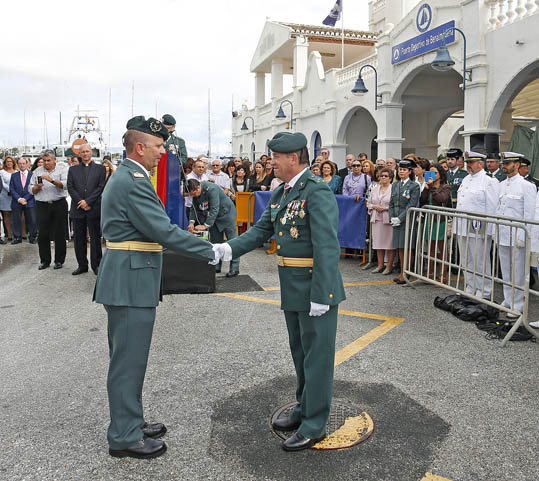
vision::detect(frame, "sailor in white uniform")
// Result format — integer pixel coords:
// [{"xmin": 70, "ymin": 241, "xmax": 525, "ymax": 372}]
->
[
  {"xmin": 496, "ymin": 152, "xmax": 538, "ymax": 317},
  {"xmin": 454, "ymin": 151, "xmax": 499, "ymax": 298}
]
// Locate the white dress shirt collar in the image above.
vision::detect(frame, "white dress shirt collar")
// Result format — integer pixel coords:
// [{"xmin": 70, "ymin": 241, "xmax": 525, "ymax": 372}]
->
[
  {"xmin": 126, "ymin": 158, "xmax": 150, "ymax": 179},
  {"xmin": 286, "ymin": 168, "xmax": 308, "ymax": 189}
]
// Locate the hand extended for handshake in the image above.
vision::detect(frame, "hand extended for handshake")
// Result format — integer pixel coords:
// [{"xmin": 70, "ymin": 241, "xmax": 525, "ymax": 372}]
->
[{"xmin": 208, "ymin": 243, "xmax": 329, "ymax": 317}]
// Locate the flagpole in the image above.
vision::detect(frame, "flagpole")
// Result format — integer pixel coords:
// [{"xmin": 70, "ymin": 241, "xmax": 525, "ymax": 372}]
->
[{"xmin": 341, "ymin": 0, "xmax": 344, "ymax": 69}]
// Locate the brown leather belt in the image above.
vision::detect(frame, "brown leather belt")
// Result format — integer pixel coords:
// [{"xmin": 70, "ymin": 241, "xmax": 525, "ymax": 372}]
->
[
  {"xmin": 106, "ymin": 241, "xmax": 163, "ymax": 252},
  {"xmin": 277, "ymin": 255, "xmax": 314, "ymax": 268}
]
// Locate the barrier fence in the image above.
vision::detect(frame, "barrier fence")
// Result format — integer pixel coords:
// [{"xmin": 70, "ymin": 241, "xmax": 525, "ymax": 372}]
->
[{"xmin": 403, "ymin": 205, "xmax": 539, "ymax": 345}]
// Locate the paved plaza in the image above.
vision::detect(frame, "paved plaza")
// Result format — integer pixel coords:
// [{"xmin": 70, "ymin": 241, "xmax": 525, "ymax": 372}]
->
[{"xmin": 1, "ymin": 243, "xmax": 537, "ymax": 481}]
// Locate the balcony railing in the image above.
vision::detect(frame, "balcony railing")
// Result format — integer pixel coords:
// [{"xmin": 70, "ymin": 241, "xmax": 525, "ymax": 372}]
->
[
  {"xmin": 336, "ymin": 54, "xmax": 378, "ymax": 88},
  {"xmin": 486, "ymin": 0, "xmax": 538, "ymax": 30}
]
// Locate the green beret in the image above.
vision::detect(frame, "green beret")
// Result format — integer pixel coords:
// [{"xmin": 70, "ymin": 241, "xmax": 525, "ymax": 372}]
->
[
  {"xmin": 126, "ymin": 116, "xmax": 169, "ymax": 141},
  {"xmin": 268, "ymin": 131, "xmax": 307, "ymax": 153},
  {"xmin": 161, "ymin": 114, "xmax": 176, "ymax": 126}
]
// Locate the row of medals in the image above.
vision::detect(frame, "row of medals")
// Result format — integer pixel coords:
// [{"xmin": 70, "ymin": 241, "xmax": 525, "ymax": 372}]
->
[{"xmin": 281, "ymin": 200, "xmax": 306, "ymax": 239}]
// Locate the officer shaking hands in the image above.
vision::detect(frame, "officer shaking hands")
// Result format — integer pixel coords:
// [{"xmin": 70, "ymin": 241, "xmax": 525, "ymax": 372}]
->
[
  {"xmin": 94, "ymin": 116, "xmax": 218, "ymax": 460},
  {"xmin": 213, "ymin": 131, "xmax": 346, "ymax": 451}
]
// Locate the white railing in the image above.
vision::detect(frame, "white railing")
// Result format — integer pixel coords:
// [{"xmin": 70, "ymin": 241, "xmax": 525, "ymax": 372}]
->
[
  {"xmin": 336, "ymin": 54, "xmax": 378, "ymax": 88},
  {"xmin": 486, "ymin": 0, "xmax": 538, "ymax": 31},
  {"xmin": 370, "ymin": 0, "xmax": 386, "ymax": 15}
]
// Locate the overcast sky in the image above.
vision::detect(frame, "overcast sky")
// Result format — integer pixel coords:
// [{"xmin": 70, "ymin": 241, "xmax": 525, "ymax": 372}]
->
[{"xmin": 0, "ymin": 0, "xmax": 369, "ymax": 156}]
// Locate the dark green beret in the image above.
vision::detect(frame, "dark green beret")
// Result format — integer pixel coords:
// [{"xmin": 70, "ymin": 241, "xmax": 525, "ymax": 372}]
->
[
  {"xmin": 268, "ymin": 131, "xmax": 307, "ymax": 153},
  {"xmin": 126, "ymin": 116, "xmax": 169, "ymax": 141},
  {"xmin": 161, "ymin": 114, "xmax": 176, "ymax": 126}
]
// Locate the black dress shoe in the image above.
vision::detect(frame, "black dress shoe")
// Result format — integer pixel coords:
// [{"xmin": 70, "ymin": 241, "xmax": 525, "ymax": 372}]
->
[
  {"xmin": 109, "ymin": 437, "xmax": 167, "ymax": 459},
  {"xmin": 0, "ymin": 239, "xmax": 6, "ymax": 245},
  {"xmin": 72, "ymin": 267, "xmax": 88, "ymax": 275},
  {"xmin": 38, "ymin": 263, "xmax": 50, "ymax": 270},
  {"xmin": 226, "ymin": 270, "xmax": 239, "ymax": 278},
  {"xmin": 11, "ymin": 239, "xmax": 22, "ymax": 245},
  {"xmin": 53, "ymin": 262, "xmax": 63, "ymax": 270},
  {"xmin": 272, "ymin": 416, "xmax": 301, "ymax": 431},
  {"xmin": 29, "ymin": 238, "xmax": 37, "ymax": 244},
  {"xmin": 93, "ymin": 267, "xmax": 98, "ymax": 275},
  {"xmin": 282, "ymin": 432, "xmax": 325, "ymax": 452},
  {"xmin": 215, "ymin": 268, "xmax": 221, "ymax": 273},
  {"xmin": 142, "ymin": 422, "xmax": 167, "ymax": 439}
]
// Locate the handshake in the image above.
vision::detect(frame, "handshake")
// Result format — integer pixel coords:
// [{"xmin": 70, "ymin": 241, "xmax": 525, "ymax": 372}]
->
[
  {"xmin": 208, "ymin": 243, "xmax": 233, "ymax": 265},
  {"xmin": 390, "ymin": 217, "xmax": 401, "ymax": 227}
]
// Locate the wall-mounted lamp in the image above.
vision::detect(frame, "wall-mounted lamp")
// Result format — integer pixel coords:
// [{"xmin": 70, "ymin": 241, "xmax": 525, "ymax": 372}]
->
[
  {"xmin": 351, "ymin": 64, "xmax": 382, "ymax": 110},
  {"xmin": 431, "ymin": 27, "xmax": 472, "ymax": 90},
  {"xmin": 275, "ymin": 99, "xmax": 294, "ymax": 129}
]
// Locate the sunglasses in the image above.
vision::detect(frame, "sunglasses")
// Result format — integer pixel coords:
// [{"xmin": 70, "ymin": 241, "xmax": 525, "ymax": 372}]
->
[
  {"xmin": 352, "ymin": 164, "xmax": 362, "ymax": 167},
  {"xmin": 380, "ymin": 174, "xmax": 390, "ymax": 178}
]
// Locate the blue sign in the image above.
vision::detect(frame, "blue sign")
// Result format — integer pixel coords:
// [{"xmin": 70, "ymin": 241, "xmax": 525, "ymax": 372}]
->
[
  {"xmin": 392, "ymin": 20, "xmax": 455, "ymax": 65},
  {"xmin": 416, "ymin": 4, "xmax": 432, "ymax": 33}
]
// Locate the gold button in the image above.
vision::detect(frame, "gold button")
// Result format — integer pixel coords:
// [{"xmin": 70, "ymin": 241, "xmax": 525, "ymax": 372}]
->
[
  {"xmin": 309, "ymin": 269, "xmax": 313, "ymax": 274},
  {"xmin": 292, "ymin": 221, "xmax": 296, "ymax": 225},
  {"xmin": 329, "ymin": 294, "xmax": 333, "ymax": 298},
  {"xmin": 277, "ymin": 245, "xmax": 281, "ymax": 249},
  {"xmin": 279, "ymin": 232, "xmax": 283, "ymax": 236},
  {"xmin": 147, "ymin": 261, "xmax": 151, "ymax": 265}
]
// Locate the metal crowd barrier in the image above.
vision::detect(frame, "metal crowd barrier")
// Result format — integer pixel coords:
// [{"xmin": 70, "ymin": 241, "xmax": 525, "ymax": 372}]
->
[{"xmin": 403, "ymin": 205, "xmax": 539, "ymax": 345}]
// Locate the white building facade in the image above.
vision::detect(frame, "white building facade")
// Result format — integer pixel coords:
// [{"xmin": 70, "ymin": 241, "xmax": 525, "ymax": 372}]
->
[{"xmin": 232, "ymin": 0, "xmax": 539, "ymax": 167}]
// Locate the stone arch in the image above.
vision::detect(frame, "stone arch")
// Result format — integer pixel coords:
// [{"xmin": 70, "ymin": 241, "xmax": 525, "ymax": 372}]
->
[
  {"xmin": 487, "ymin": 59, "xmax": 539, "ymax": 131},
  {"xmin": 336, "ymin": 106, "xmax": 378, "ymax": 160},
  {"xmin": 310, "ymin": 131, "xmax": 322, "ymax": 160},
  {"xmin": 336, "ymin": 105, "xmax": 377, "ymax": 145}
]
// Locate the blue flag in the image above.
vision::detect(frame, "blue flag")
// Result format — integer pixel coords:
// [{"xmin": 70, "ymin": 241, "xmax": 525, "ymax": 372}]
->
[{"xmin": 322, "ymin": 0, "xmax": 342, "ymax": 27}]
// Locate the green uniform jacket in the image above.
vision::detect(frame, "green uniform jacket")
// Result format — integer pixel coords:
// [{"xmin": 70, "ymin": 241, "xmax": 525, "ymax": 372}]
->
[
  {"xmin": 489, "ymin": 169, "xmax": 507, "ymax": 183},
  {"xmin": 228, "ymin": 169, "xmax": 345, "ymax": 312},
  {"xmin": 189, "ymin": 181, "xmax": 237, "ymax": 231},
  {"xmin": 165, "ymin": 134, "xmax": 188, "ymax": 163},
  {"xmin": 94, "ymin": 159, "xmax": 214, "ymax": 307},
  {"xmin": 447, "ymin": 168, "xmax": 468, "ymax": 207}
]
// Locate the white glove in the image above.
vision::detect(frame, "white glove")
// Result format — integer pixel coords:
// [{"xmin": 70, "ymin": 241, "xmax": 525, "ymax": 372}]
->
[
  {"xmin": 390, "ymin": 217, "xmax": 401, "ymax": 226},
  {"xmin": 309, "ymin": 302, "xmax": 330, "ymax": 317},
  {"xmin": 212, "ymin": 242, "xmax": 233, "ymax": 262},
  {"xmin": 208, "ymin": 244, "xmax": 222, "ymax": 265}
]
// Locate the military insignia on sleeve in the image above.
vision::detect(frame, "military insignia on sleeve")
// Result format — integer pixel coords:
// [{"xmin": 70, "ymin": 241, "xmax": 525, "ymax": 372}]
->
[
  {"xmin": 149, "ymin": 120, "xmax": 162, "ymax": 133},
  {"xmin": 133, "ymin": 172, "xmax": 145, "ymax": 178},
  {"xmin": 290, "ymin": 226, "xmax": 299, "ymax": 239}
]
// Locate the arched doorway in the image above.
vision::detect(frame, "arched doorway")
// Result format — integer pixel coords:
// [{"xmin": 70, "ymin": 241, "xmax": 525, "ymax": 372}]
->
[
  {"xmin": 311, "ymin": 131, "xmax": 322, "ymax": 160},
  {"xmin": 336, "ymin": 106, "xmax": 377, "ymax": 161},
  {"xmin": 251, "ymin": 142, "xmax": 256, "ymax": 163},
  {"xmin": 393, "ymin": 65, "xmax": 463, "ymax": 160},
  {"xmin": 239, "ymin": 144, "xmax": 243, "ymax": 157}
]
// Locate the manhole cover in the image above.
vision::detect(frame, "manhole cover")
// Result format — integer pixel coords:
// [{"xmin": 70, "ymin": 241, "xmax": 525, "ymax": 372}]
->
[{"xmin": 269, "ymin": 399, "xmax": 374, "ymax": 450}]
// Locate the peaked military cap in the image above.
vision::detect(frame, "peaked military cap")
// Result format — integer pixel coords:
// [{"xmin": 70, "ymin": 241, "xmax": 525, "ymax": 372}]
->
[
  {"xmin": 446, "ymin": 148, "xmax": 463, "ymax": 158},
  {"xmin": 500, "ymin": 151, "xmax": 524, "ymax": 163},
  {"xmin": 519, "ymin": 157, "xmax": 531, "ymax": 166},
  {"xmin": 268, "ymin": 132, "xmax": 307, "ymax": 153},
  {"xmin": 398, "ymin": 158, "xmax": 417, "ymax": 170},
  {"xmin": 126, "ymin": 116, "xmax": 169, "ymax": 141},
  {"xmin": 464, "ymin": 151, "xmax": 487, "ymax": 161},
  {"xmin": 161, "ymin": 114, "xmax": 176, "ymax": 126},
  {"xmin": 487, "ymin": 152, "xmax": 501, "ymax": 160}
]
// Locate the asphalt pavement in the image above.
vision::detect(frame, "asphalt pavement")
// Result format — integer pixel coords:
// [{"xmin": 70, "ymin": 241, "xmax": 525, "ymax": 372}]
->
[{"xmin": 0, "ymin": 241, "xmax": 537, "ymax": 481}]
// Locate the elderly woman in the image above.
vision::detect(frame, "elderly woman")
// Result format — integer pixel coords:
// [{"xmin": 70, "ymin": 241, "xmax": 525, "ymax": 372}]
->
[
  {"xmin": 320, "ymin": 159, "xmax": 341, "ymax": 194},
  {"xmin": 389, "ymin": 158, "xmax": 421, "ymax": 284},
  {"xmin": 0, "ymin": 156, "xmax": 17, "ymax": 241},
  {"xmin": 368, "ymin": 167, "xmax": 395, "ymax": 274},
  {"xmin": 420, "ymin": 162, "xmax": 452, "ymax": 282},
  {"xmin": 343, "ymin": 159, "xmax": 371, "ymax": 202}
]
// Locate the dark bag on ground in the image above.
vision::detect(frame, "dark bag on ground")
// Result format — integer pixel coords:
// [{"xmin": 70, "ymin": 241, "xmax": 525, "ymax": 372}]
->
[
  {"xmin": 476, "ymin": 320, "xmax": 534, "ymax": 341},
  {"xmin": 162, "ymin": 250, "xmax": 215, "ymax": 294},
  {"xmin": 433, "ymin": 295, "xmax": 499, "ymax": 322}
]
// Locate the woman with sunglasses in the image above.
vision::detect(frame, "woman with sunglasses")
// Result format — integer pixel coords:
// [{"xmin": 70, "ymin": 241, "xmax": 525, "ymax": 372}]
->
[{"xmin": 342, "ymin": 160, "xmax": 371, "ymax": 202}]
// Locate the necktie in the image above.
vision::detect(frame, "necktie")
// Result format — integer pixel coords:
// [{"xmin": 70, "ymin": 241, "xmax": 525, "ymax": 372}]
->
[
  {"xmin": 21, "ymin": 171, "xmax": 27, "ymax": 187},
  {"xmin": 283, "ymin": 183, "xmax": 291, "ymax": 199}
]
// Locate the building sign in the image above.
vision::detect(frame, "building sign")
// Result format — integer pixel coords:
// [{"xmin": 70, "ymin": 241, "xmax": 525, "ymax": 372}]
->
[
  {"xmin": 392, "ymin": 20, "xmax": 455, "ymax": 65},
  {"xmin": 416, "ymin": 4, "xmax": 432, "ymax": 33}
]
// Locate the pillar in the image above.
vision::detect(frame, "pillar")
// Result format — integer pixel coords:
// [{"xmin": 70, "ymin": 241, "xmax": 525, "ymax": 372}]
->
[
  {"xmin": 376, "ymin": 102, "xmax": 404, "ymax": 160},
  {"xmin": 255, "ymin": 72, "xmax": 265, "ymax": 108},
  {"xmin": 293, "ymin": 36, "xmax": 309, "ymax": 89}
]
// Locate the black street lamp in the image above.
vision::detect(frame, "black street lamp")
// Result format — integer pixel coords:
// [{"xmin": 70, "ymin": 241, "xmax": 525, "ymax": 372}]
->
[
  {"xmin": 275, "ymin": 99, "xmax": 294, "ymax": 129},
  {"xmin": 431, "ymin": 27, "xmax": 472, "ymax": 90},
  {"xmin": 351, "ymin": 64, "xmax": 382, "ymax": 110},
  {"xmin": 240, "ymin": 116, "xmax": 255, "ymax": 136}
]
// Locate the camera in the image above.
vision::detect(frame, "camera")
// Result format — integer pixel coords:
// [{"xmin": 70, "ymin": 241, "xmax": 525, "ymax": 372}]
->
[{"xmin": 37, "ymin": 176, "xmax": 43, "ymax": 184}]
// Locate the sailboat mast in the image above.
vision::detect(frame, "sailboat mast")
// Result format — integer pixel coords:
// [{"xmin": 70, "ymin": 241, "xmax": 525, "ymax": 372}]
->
[
  {"xmin": 108, "ymin": 88, "xmax": 112, "ymax": 155},
  {"xmin": 207, "ymin": 88, "xmax": 211, "ymax": 158}
]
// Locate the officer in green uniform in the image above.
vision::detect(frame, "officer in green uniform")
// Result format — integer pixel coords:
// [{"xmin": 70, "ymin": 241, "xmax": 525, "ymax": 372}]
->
[
  {"xmin": 94, "ymin": 116, "xmax": 217, "ymax": 459},
  {"xmin": 161, "ymin": 114, "xmax": 188, "ymax": 164},
  {"xmin": 187, "ymin": 179, "xmax": 240, "ymax": 277},
  {"xmin": 486, "ymin": 152, "xmax": 507, "ymax": 182},
  {"xmin": 214, "ymin": 132, "xmax": 345, "ymax": 451},
  {"xmin": 446, "ymin": 148, "xmax": 468, "ymax": 207}
]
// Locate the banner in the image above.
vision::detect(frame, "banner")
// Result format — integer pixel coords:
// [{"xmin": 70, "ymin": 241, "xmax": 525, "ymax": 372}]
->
[
  {"xmin": 253, "ymin": 191, "xmax": 367, "ymax": 249},
  {"xmin": 151, "ymin": 151, "xmax": 186, "ymax": 227}
]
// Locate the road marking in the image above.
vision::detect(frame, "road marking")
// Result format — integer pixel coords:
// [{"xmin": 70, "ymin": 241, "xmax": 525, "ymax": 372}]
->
[
  {"xmin": 421, "ymin": 474, "xmax": 452, "ymax": 481},
  {"xmin": 214, "ymin": 293, "xmax": 405, "ymax": 367},
  {"xmin": 264, "ymin": 280, "xmax": 394, "ymax": 291}
]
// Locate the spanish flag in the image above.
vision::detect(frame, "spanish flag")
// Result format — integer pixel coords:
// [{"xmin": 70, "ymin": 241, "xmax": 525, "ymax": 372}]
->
[{"xmin": 151, "ymin": 151, "xmax": 182, "ymax": 226}]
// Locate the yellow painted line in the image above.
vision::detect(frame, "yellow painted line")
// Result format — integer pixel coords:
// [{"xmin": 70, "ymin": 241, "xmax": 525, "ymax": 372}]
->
[
  {"xmin": 264, "ymin": 280, "xmax": 394, "ymax": 291},
  {"xmin": 421, "ymin": 473, "xmax": 453, "ymax": 481},
  {"xmin": 334, "ymin": 317, "xmax": 404, "ymax": 366},
  {"xmin": 263, "ymin": 286, "xmax": 281, "ymax": 291},
  {"xmin": 214, "ymin": 292, "xmax": 280, "ymax": 306}
]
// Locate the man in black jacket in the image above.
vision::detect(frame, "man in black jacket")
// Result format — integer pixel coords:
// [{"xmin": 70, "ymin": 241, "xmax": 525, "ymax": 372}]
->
[{"xmin": 67, "ymin": 143, "xmax": 106, "ymax": 275}]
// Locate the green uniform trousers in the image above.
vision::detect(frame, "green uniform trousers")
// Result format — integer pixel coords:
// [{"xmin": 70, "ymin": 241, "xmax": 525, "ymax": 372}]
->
[
  {"xmin": 105, "ymin": 305, "xmax": 156, "ymax": 450},
  {"xmin": 284, "ymin": 305, "xmax": 338, "ymax": 439},
  {"xmin": 209, "ymin": 224, "xmax": 240, "ymax": 272}
]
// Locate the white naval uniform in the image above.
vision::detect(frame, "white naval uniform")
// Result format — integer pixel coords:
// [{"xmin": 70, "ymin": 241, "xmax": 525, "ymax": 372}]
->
[
  {"xmin": 455, "ymin": 170, "xmax": 499, "ymax": 298},
  {"xmin": 496, "ymin": 174, "xmax": 537, "ymax": 313}
]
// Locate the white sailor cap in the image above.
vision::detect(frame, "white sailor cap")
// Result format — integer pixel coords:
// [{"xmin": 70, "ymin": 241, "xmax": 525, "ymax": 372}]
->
[
  {"xmin": 464, "ymin": 151, "xmax": 487, "ymax": 161},
  {"xmin": 500, "ymin": 152, "xmax": 524, "ymax": 163}
]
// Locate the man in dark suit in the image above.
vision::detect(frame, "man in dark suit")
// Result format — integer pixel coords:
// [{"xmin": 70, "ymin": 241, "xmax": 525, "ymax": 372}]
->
[
  {"xmin": 67, "ymin": 143, "xmax": 106, "ymax": 275},
  {"xmin": 337, "ymin": 153, "xmax": 355, "ymax": 193},
  {"xmin": 10, "ymin": 157, "xmax": 37, "ymax": 244}
]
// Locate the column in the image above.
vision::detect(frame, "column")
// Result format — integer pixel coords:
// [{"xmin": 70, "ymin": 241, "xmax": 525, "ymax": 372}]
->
[
  {"xmin": 271, "ymin": 59, "xmax": 284, "ymax": 100},
  {"xmin": 255, "ymin": 72, "xmax": 265, "ymax": 108},
  {"xmin": 375, "ymin": 102, "xmax": 404, "ymax": 160},
  {"xmin": 293, "ymin": 36, "xmax": 309, "ymax": 90}
]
